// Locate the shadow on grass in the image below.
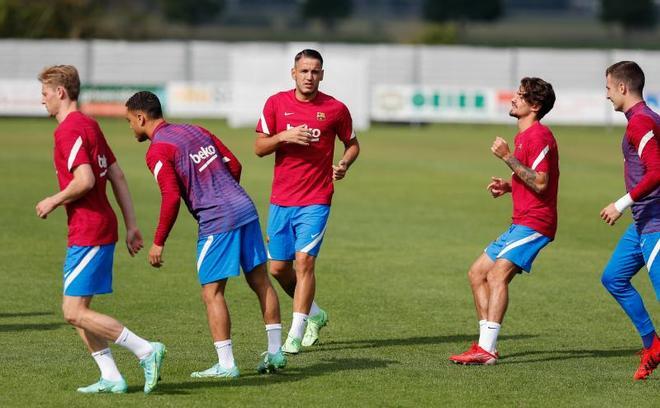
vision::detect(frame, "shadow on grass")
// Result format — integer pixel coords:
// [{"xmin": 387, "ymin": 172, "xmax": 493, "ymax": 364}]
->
[
  {"xmin": 0, "ymin": 311, "xmax": 53, "ymax": 318},
  {"xmin": 0, "ymin": 322, "xmax": 65, "ymax": 332},
  {"xmin": 150, "ymin": 357, "xmax": 397, "ymax": 394},
  {"xmin": 498, "ymin": 348, "xmax": 640, "ymax": 364},
  {"xmin": 302, "ymin": 334, "xmax": 537, "ymax": 353}
]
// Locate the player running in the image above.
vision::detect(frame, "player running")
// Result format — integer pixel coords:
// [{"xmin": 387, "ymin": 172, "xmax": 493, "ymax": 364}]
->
[
  {"xmin": 36, "ymin": 65, "xmax": 165, "ymax": 394},
  {"xmin": 600, "ymin": 61, "xmax": 660, "ymax": 380},
  {"xmin": 125, "ymin": 91, "xmax": 286, "ymax": 377},
  {"xmin": 449, "ymin": 77, "xmax": 558, "ymax": 365},
  {"xmin": 255, "ymin": 49, "xmax": 360, "ymax": 354}
]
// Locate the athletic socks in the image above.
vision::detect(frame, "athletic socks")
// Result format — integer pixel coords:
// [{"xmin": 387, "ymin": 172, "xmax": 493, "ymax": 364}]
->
[
  {"xmin": 114, "ymin": 326, "xmax": 154, "ymax": 360},
  {"xmin": 642, "ymin": 331, "xmax": 657, "ymax": 349},
  {"xmin": 478, "ymin": 321, "xmax": 501, "ymax": 353},
  {"xmin": 266, "ymin": 323, "xmax": 282, "ymax": 354},
  {"xmin": 289, "ymin": 312, "xmax": 308, "ymax": 340},
  {"xmin": 309, "ymin": 301, "xmax": 321, "ymax": 317},
  {"xmin": 214, "ymin": 339, "xmax": 236, "ymax": 369},
  {"xmin": 91, "ymin": 348, "xmax": 123, "ymax": 382}
]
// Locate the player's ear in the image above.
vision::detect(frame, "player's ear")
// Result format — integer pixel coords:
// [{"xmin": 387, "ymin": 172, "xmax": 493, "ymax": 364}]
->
[
  {"xmin": 319, "ymin": 69, "xmax": 324, "ymax": 82},
  {"xmin": 618, "ymin": 81, "xmax": 627, "ymax": 95},
  {"xmin": 291, "ymin": 67, "xmax": 296, "ymax": 80}
]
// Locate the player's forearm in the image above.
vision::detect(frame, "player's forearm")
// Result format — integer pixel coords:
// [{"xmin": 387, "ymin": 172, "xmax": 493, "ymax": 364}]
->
[
  {"xmin": 54, "ymin": 167, "xmax": 96, "ymax": 205},
  {"xmin": 341, "ymin": 139, "xmax": 360, "ymax": 168},
  {"xmin": 503, "ymin": 155, "xmax": 547, "ymax": 194},
  {"xmin": 154, "ymin": 196, "xmax": 180, "ymax": 246},
  {"xmin": 109, "ymin": 170, "xmax": 139, "ymax": 231},
  {"xmin": 254, "ymin": 135, "xmax": 280, "ymax": 157}
]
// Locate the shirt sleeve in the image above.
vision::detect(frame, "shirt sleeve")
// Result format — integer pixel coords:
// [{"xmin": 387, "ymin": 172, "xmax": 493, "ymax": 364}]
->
[
  {"xmin": 56, "ymin": 128, "xmax": 92, "ymax": 173},
  {"xmin": 527, "ymin": 138, "xmax": 552, "ymax": 173},
  {"xmin": 146, "ymin": 144, "xmax": 181, "ymax": 247},
  {"xmin": 196, "ymin": 126, "xmax": 242, "ymax": 182},
  {"xmin": 336, "ymin": 104, "xmax": 356, "ymax": 145},
  {"xmin": 256, "ymin": 96, "xmax": 276, "ymax": 136},
  {"xmin": 627, "ymin": 115, "xmax": 660, "ymax": 201}
]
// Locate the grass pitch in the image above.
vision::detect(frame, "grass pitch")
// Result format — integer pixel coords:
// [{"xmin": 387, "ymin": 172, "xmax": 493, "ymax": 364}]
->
[{"xmin": 0, "ymin": 117, "xmax": 657, "ymax": 407}]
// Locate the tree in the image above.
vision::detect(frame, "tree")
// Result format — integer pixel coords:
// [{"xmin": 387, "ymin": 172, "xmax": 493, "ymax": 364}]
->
[
  {"xmin": 423, "ymin": 0, "xmax": 503, "ymax": 23},
  {"xmin": 300, "ymin": 0, "xmax": 353, "ymax": 30},
  {"xmin": 0, "ymin": 0, "xmax": 101, "ymax": 38},
  {"xmin": 160, "ymin": 0, "xmax": 224, "ymax": 25},
  {"xmin": 600, "ymin": 0, "xmax": 656, "ymax": 31}
]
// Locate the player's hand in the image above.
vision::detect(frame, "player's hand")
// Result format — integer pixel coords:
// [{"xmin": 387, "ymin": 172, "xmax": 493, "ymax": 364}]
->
[
  {"xmin": 35, "ymin": 196, "xmax": 58, "ymax": 219},
  {"xmin": 487, "ymin": 177, "xmax": 511, "ymax": 198},
  {"xmin": 600, "ymin": 203, "xmax": 622, "ymax": 226},
  {"xmin": 277, "ymin": 125, "xmax": 312, "ymax": 146},
  {"xmin": 126, "ymin": 227, "xmax": 144, "ymax": 257},
  {"xmin": 148, "ymin": 244, "xmax": 164, "ymax": 268},
  {"xmin": 333, "ymin": 160, "xmax": 348, "ymax": 181},
  {"xmin": 491, "ymin": 137, "xmax": 511, "ymax": 161}
]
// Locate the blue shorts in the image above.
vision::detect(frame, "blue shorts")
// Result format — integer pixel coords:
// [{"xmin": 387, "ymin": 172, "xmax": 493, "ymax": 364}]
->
[
  {"xmin": 485, "ymin": 225, "xmax": 551, "ymax": 272},
  {"xmin": 196, "ymin": 219, "xmax": 267, "ymax": 285},
  {"xmin": 604, "ymin": 223, "xmax": 660, "ymax": 300},
  {"xmin": 266, "ymin": 204, "xmax": 330, "ymax": 260},
  {"xmin": 63, "ymin": 244, "xmax": 115, "ymax": 296}
]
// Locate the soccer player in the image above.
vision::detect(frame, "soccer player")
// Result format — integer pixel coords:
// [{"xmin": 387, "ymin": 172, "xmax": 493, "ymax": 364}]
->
[
  {"xmin": 254, "ymin": 49, "xmax": 360, "ymax": 354},
  {"xmin": 36, "ymin": 65, "xmax": 165, "ymax": 394},
  {"xmin": 599, "ymin": 61, "xmax": 660, "ymax": 380},
  {"xmin": 125, "ymin": 91, "xmax": 286, "ymax": 377},
  {"xmin": 449, "ymin": 77, "xmax": 558, "ymax": 365}
]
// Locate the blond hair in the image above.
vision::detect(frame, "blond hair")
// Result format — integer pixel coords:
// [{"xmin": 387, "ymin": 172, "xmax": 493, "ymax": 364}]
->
[{"xmin": 38, "ymin": 65, "xmax": 81, "ymax": 101}]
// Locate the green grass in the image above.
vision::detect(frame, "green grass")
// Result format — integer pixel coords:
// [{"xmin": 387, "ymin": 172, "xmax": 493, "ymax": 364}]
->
[{"xmin": 0, "ymin": 118, "xmax": 658, "ymax": 407}]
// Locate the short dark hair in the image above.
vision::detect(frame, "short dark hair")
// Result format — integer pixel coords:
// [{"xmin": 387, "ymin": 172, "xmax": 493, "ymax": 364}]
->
[
  {"xmin": 294, "ymin": 49, "xmax": 323, "ymax": 66},
  {"xmin": 520, "ymin": 77, "xmax": 555, "ymax": 120},
  {"xmin": 606, "ymin": 61, "xmax": 645, "ymax": 96},
  {"xmin": 125, "ymin": 91, "xmax": 163, "ymax": 119}
]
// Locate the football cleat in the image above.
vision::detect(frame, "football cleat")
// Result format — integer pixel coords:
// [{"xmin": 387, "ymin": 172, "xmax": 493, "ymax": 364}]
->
[
  {"xmin": 282, "ymin": 335, "xmax": 302, "ymax": 355},
  {"xmin": 449, "ymin": 342, "xmax": 498, "ymax": 365},
  {"xmin": 191, "ymin": 363, "xmax": 240, "ymax": 379},
  {"xmin": 257, "ymin": 349, "xmax": 287, "ymax": 374},
  {"xmin": 76, "ymin": 378, "xmax": 127, "ymax": 394},
  {"xmin": 140, "ymin": 342, "xmax": 166, "ymax": 394},
  {"xmin": 633, "ymin": 337, "xmax": 660, "ymax": 380},
  {"xmin": 302, "ymin": 308, "xmax": 329, "ymax": 347}
]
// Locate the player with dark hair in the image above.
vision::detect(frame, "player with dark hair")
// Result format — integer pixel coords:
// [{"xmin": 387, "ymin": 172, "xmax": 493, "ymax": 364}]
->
[
  {"xmin": 126, "ymin": 91, "xmax": 286, "ymax": 378},
  {"xmin": 600, "ymin": 61, "xmax": 660, "ymax": 380},
  {"xmin": 255, "ymin": 49, "xmax": 360, "ymax": 354},
  {"xmin": 449, "ymin": 77, "xmax": 559, "ymax": 365}
]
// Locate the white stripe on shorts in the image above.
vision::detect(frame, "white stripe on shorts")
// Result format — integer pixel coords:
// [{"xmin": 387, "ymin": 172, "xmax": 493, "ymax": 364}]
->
[
  {"xmin": 300, "ymin": 225, "xmax": 327, "ymax": 254},
  {"xmin": 64, "ymin": 246, "xmax": 100, "ymax": 292},
  {"xmin": 496, "ymin": 233, "xmax": 543, "ymax": 258},
  {"xmin": 197, "ymin": 235, "xmax": 214, "ymax": 272},
  {"xmin": 647, "ymin": 238, "xmax": 660, "ymax": 271}
]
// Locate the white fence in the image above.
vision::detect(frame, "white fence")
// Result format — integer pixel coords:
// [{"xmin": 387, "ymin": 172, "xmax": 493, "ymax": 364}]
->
[{"xmin": 2, "ymin": 40, "xmax": 659, "ymax": 128}]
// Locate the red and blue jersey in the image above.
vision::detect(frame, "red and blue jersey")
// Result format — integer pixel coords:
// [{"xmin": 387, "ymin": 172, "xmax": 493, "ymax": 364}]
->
[
  {"xmin": 256, "ymin": 90, "xmax": 355, "ymax": 206},
  {"xmin": 53, "ymin": 111, "xmax": 118, "ymax": 247},
  {"xmin": 622, "ymin": 102, "xmax": 660, "ymax": 235},
  {"xmin": 511, "ymin": 121, "xmax": 560, "ymax": 239},
  {"xmin": 146, "ymin": 122, "xmax": 258, "ymax": 245}
]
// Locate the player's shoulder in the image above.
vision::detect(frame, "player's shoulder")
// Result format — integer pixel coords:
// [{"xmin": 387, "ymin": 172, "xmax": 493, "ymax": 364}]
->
[
  {"xmin": 628, "ymin": 109, "xmax": 657, "ymax": 132},
  {"xmin": 316, "ymin": 91, "xmax": 350, "ymax": 114}
]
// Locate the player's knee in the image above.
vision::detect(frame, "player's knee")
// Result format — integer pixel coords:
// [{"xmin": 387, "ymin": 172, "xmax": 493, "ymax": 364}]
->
[
  {"xmin": 200, "ymin": 284, "xmax": 224, "ymax": 305},
  {"xmin": 62, "ymin": 304, "xmax": 83, "ymax": 327},
  {"xmin": 601, "ymin": 270, "xmax": 626, "ymax": 294},
  {"xmin": 486, "ymin": 272, "xmax": 507, "ymax": 288},
  {"xmin": 468, "ymin": 267, "xmax": 486, "ymax": 284}
]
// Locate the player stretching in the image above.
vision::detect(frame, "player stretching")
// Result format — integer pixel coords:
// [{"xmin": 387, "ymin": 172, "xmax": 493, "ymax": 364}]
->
[
  {"xmin": 450, "ymin": 77, "xmax": 558, "ymax": 365},
  {"xmin": 600, "ymin": 61, "xmax": 660, "ymax": 380},
  {"xmin": 36, "ymin": 65, "xmax": 165, "ymax": 394},
  {"xmin": 255, "ymin": 49, "xmax": 360, "ymax": 354},
  {"xmin": 126, "ymin": 91, "xmax": 285, "ymax": 377}
]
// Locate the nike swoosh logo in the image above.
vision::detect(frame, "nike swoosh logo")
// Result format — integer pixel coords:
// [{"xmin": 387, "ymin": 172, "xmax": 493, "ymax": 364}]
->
[
  {"xmin": 284, "ymin": 112, "xmax": 294, "ymax": 116},
  {"xmin": 311, "ymin": 233, "xmax": 320, "ymax": 238}
]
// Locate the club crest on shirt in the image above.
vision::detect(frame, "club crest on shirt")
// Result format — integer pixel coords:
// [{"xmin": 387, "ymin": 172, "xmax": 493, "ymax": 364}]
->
[{"xmin": 316, "ymin": 112, "xmax": 326, "ymax": 121}]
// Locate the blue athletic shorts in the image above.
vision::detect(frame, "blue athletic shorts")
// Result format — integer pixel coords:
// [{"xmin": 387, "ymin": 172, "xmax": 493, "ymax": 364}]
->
[
  {"xmin": 485, "ymin": 224, "xmax": 551, "ymax": 272},
  {"xmin": 196, "ymin": 219, "xmax": 267, "ymax": 285},
  {"xmin": 63, "ymin": 244, "xmax": 115, "ymax": 296},
  {"xmin": 604, "ymin": 223, "xmax": 660, "ymax": 300},
  {"xmin": 266, "ymin": 204, "xmax": 331, "ymax": 261}
]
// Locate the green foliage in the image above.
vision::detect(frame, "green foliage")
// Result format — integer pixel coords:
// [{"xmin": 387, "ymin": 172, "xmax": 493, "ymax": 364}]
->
[
  {"xmin": 417, "ymin": 23, "xmax": 458, "ymax": 44},
  {"xmin": 300, "ymin": 0, "xmax": 353, "ymax": 29},
  {"xmin": 0, "ymin": 0, "xmax": 100, "ymax": 38},
  {"xmin": 160, "ymin": 0, "xmax": 225, "ymax": 25},
  {"xmin": 423, "ymin": 0, "xmax": 503, "ymax": 22},
  {"xmin": 1, "ymin": 117, "xmax": 658, "ymax": 406},
  {"xmin": 600, "ymin": 0, "xmax": 657, "ymax": 31}
]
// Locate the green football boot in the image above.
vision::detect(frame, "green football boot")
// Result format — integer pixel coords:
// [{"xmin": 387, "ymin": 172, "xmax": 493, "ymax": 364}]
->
[
  {"xmin": 139, "ymin": 342, "xmax": 166, "ymax": 394},
  {"xmin": 190, "ymin": 363, "xmax": 240, "ymax": 379},
  {"xmin": 76, "ymin": 378, "xmax": 127, "ymax": 394},
  {"xmin": 281, "ymin": 335, "xmax": 302, "ymax": 355},
  {"xmin": 257, "ymin": 349, "xmax": 287, "ymax": 374},
  {"xmin": 302, "ymin": 308, "xmax": 328, "ymax": 347}
]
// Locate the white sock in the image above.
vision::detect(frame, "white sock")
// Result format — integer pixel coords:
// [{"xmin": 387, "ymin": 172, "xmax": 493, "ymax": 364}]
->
[
  {"xmin": 288, "ymin": 312, "xmax": 308, "ymax": 340},
  {"xmin": 479, "ymin": 319, "xmax": 487, "ymax": 340},
  {"xmin": 91, "ymin": 348, "xmax": 123, "ymax": 382},
  {"xmin": 265, "ymin": 323, "xmax": 282, "ymax": 354},
  {"xmin": 115, "ymin": 327, "xmax": 154, "ymax": 360},
  {"xmin": 478, "ymin": 321, "xmax": 501, "ymax": 353},
  {"xmin": 214, "ymin": 339, "xmax": 235, "ymax": 369},
  {"xmin": 309, "ymin": 301, "xmax": 321, "ymax": 317}
]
